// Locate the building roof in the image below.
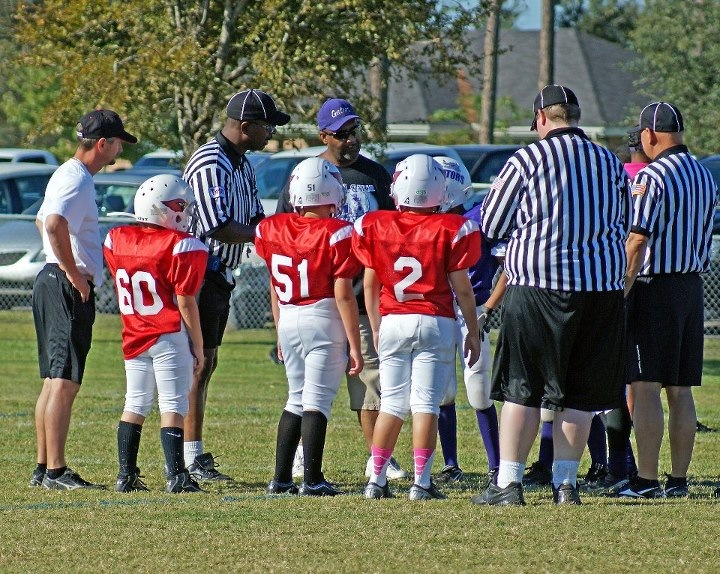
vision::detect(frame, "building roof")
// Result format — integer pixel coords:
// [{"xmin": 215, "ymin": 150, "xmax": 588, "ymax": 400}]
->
[{"xmin": 385, "ymin": 28, "xmax": 647, "ymax": 141}]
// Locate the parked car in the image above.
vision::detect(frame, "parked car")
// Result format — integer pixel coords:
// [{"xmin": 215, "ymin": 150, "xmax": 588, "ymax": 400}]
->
[
  {"xmin": 228, "ymin": 143, "xmax": 465, "ymax": 328},
  {"xmin": 450, "ymin": 144, "xmax": 521, "ymax": 190},
  {"xmin": 133, "ymin": 149, "xmax": 184, "ymax": 170},
  {"xmin": 0, "ymin": 148, "xmax": 59, "ymax": 166},
  {"xmin": 0, "ymin": 168, "xmax": 176, "ymax": 311},
  {"xmin": 0, "ymin": 164, "xmax": 57, "ymax": 215},
  {"xmin": 699, "ymin": 155, "xmax": 720, "ymax": 234}
]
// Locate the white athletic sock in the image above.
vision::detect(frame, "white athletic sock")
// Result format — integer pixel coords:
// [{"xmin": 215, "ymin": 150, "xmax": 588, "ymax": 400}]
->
[
  {"xmin": 552, "ymin": 460, "xmax": 579, "ymax": 488},
  {"xmin": 497, "ymin": 460, "xmax": 524, "ymax": 488},
  {"xmin": 184, "ymin": 440, "xmax": 203, "ymax": 468}
]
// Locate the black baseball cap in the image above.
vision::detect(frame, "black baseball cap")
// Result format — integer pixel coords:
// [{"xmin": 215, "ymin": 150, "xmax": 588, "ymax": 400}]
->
[
  {"xmin": 76, "ymin": 109, "xmax": 137, "ymax": 143},
  {"xmin": 627, "ymin": 125, "xmax": 642, "ymax": 151},
  {"xmin": 639, "ymin": 102, "xmax": 684, "ymax": 133},
  {"xmin": 531, "ymin": 85, "xmax": 579, "ymax": 130},
  {"xmin": 226, "ymin": 89, "xmax": 290, "ymax": 126}
]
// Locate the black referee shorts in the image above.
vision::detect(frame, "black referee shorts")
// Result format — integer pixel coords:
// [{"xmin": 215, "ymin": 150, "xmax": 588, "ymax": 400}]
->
[
  {"xmin": 490, "ymin": 285, "xmax": 625, "ymax": 412},
  {"xmin": 198, "ymin": 268, "xmax": 234, "ymax": 349},
  {"xmin": 32, "ymin": 264, "xmax": 95, "ymax": 384},
  {"xmin": 626, "ymin": 273, "xmax": 703, "ymax": 387}
]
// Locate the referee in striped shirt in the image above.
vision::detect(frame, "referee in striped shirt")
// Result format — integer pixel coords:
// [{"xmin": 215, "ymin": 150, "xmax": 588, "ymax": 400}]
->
[
  {"xmin": 473, "ymin": 85, "xmax": 631, "ymax": 506},
  {"xmin": 182, "ymin": 89, "xmax": 290, "ymax": 481},
  {"xmin": 621, "ymin": 102, "xmax": 718, "ymax": 499}
]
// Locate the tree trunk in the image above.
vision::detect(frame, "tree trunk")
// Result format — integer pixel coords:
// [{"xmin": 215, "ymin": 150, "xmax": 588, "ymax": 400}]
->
[
  {"xmin": 538, "ymin": 0, "xmax": 556, "ymax": 89},
  {"xmin": 479, "ymin": 0, "xmax": 501, "ymax": 144},
  {"xmin": 369, "ymin": 54, "xmax": 389, "ymax": 138}
]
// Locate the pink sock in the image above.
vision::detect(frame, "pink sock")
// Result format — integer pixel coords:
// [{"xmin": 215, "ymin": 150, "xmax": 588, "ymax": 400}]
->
[
  {"xmin": 414, "ymin": 448, "xmax": 435, "ymax": 488},
  {"xmin": 370, "ymin": 445, "xmax": 393, "ymax": 486}
]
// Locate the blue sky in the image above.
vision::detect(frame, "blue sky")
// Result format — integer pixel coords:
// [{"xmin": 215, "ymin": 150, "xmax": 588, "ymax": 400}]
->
[{"xmin": 514, "ymin": 1, "xmax": 542, "ymax": 30}]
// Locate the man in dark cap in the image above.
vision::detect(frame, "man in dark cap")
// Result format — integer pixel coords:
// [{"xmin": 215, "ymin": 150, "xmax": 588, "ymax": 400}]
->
[
  {"xmin": 182, "ymin": 89, "xmax": 290, "ymax": 482},
  {"xmin": 31, "ymin": 109, "xmax": 136, "ymax": 490},
  {"xmin": 620, "ymin": 102, "xmax": 718, "ymax": 499},
  {"xmin": 474, "ymin": 85, "xmax": 631, "ymax": 506}
]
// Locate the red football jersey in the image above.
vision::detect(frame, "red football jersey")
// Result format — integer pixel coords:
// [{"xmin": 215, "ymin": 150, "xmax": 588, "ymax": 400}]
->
[
  {"xmin": 352, "ymin": 211, "xmax": 480, "ymax": 317},
  {"xmin": 103, "ymin": 226, "xmax": 208, "ymax": 359},
  {"xmin": 255, "ymin": 213, "xmax": 362, "ymax": 306}
]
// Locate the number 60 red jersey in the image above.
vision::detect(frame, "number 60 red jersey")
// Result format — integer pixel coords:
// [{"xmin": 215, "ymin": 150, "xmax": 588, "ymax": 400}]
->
[
  {"xmin": 352, "ymin": 211, "xmax": 480, "ymax": 318},
  {"xmin": 103, "ymin": 226, "xmax": 208, "ymax": 359}
]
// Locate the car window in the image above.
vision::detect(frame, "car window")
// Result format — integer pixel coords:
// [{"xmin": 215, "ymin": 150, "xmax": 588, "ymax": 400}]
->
[
  {"xmin": 14, "ymin": 174, "xmax": 53, "ymax": 210},
  {"xmin": 95, "ymin": 183, "xmax": 138, "ymax": 214},
  {"xmin": 472, "ymin": 151, "xmax": 517, "ymax": 184},
  {"xmin": 0, "ymin": 181, "xmax": 13, "ymax": 214},
  {"xmin": 18, "ymin": 156, "xmax": 47, "ymax": 164},
  {"xmin": 255, "ymin": 158, "xmax": 300, "ymax": 199}
]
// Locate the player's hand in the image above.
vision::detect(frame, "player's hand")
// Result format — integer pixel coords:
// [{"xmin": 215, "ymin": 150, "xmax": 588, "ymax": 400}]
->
[
  {"xmin": 347, "ymin": 348, "xmax": 364, "ymax": 376},
  {"xmin": 464, "ymin": 332, "xmax": 481, "ymax": 367},
  {"xmin": 276, "ymin": 342, "xmax": 284, "ymax": 363},
  {"xmin": 191, "ymin": 345, "xmax": 204, "ymax": 376},
  {"xmin": 478, "ymin": 306, "xmax": 494, "ymax": 342}
]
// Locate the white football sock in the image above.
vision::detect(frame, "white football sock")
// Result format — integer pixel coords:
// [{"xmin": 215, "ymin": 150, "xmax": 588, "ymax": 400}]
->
[
  {"xmin": 552, "ymin": 460, "xmax": 579, "ymax": 488},
  {"xmin": 497, "ymin": 460, "xmax": 524, "ymax": 488},
  {"xmin": 184, "ymin": 440, "xmax": 203, "ymax": 468}
]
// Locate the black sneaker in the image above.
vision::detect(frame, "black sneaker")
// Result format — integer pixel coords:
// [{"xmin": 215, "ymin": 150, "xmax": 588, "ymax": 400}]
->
[
  {"xmin": 42, "ymin": 468, "xmax": 105, "ymax": 491},
  {"xmin": 166, "ymin": 470, "xmax": 204, "ymax": 493},
  {"xmin": 298, "ymin": 479, "xmax": 343, "ymax": 496},
  {"xmin": 615, "ymin": 477, "xmax": 665, "ymax": 499},
  {"xmin": 364, "ymin": 481, "xmax": 394, "ymax": 499},
  {"xmin": 188, "ymin": 453, "xmax": 233, "ymax": 482},
  {"xmin": 266, "ymin": 480, "xmax": 299, "ymax": 495},
  {"xmin": 116, "ymin": 470, "xmax": 149, "ymax": 493},
  {"xmin": 522, "ymin": 461, "xmax": 552, "ymax": 487},
  {"xmin": 434, "ymin": 465, "xmax": 464, "ymax": 484},
  {"xmin": 408, "ymin": 482, "xmax": 447, "ymax": 500},
  {"xmin": 471, "ymin": 481, "xmax": 525, "ymax": 506},
  {"xmin": 553, "ymin": 483, "xmax": 582, "ymax": 505},
  {"xmin": 663, "ymin": 474, "xmax": 689, "ymax": 498},
  {"xmin": 580, "ymin": 462, "xmax": 608, "ymax": 486},
  {"xmin": 29, "ymin": 467, "xmax": 45, "ymax": 488},
  {"xmin": 485, "ymin": 468, "xmax": 498, "ymax": 487},
  {"xmin": 696, "ymin": 420, "xmax": 714, "ymax": 433}
]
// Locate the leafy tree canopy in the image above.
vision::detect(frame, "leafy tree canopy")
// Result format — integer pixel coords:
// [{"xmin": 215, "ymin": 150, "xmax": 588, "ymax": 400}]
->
[
  {"xmin": 630, "ymin": 0, "xmax": 720, "ymax": 155},
  {"xmin": 558, "ymin": 0, "xmax": 640, "ymax": 47},
  {"xmin": 8, "ymin": 0, "xmax": 489, "ymax": 160}
]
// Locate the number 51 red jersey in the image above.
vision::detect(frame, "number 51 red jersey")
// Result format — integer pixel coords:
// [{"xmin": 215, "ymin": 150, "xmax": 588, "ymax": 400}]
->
[{"xmin": 352, "ymin": 210, "xmax": 480, "ymax": 317}]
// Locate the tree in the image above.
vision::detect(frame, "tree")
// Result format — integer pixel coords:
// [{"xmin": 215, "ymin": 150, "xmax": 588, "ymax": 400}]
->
[
  {"xmin": 9, "ymin": 0, "xmax": 489, "ymax": 158},
  {"xmin": 478, "ymin": 0, "xmax": 501, "ymax": 143},
  {"xmin": 558, "ymin": 0, "xmax": 641, "ymax": 48},
  {"xmin": 538, "ymin": 0, "xmax": 556, "ymax": 89},
  {"xmin": 631, "ymin": 0, "xmax": 720, "ymax": 154}
]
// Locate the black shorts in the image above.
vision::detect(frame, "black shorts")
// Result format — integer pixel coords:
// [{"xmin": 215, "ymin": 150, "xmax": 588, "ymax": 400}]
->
[
  {"xmin": 625, "ymin": 273, "xmax": 703, "ymax": 387},
  {"xmin": 491, "ymin": 285, "xmax": 625, "ymax": 412},
  {"xmin": 198, "ymin": 269, "xmax": 233, "ymax": 349},
  {"xmin": 32, "ymin": 264, "xmax": 95, "ymax": 384}
]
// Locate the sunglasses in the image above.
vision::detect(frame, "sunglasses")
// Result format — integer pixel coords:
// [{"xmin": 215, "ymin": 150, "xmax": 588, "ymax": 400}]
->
[
  {"xmin": 323, "ymin": 125, "xmax": 361, "ymax": 141},
  {"xmin": 248, "ymin": 121, "xmax": 277, "ymax": 135}
]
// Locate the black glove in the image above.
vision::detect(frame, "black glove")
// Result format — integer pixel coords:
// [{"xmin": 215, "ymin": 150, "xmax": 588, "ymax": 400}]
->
[{"xmin": 478, "ymin": 306, "xmax": 494, "ymax": 341}]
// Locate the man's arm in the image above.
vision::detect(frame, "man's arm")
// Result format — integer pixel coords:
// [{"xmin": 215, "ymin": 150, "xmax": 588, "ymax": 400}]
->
[
  {"xmin": 625, "ymin": 231, "xmax": 649, "ymax": 297},
  {"xmin": 208, "ymin": 218, "xmax": 261, "ymax": 244},
  {"xmin": 44, "ymin": 213, "xmax": 91, "ymax": 302},
  {"xmin": 449, "ymin": 268, "xmax": 480, "ymax": 367}
]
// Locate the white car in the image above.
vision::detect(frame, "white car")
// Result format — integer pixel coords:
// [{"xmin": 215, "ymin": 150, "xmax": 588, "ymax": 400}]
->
[{"xmin": 0, "ymin": 148, "xmax": 59, "ymax": 166}]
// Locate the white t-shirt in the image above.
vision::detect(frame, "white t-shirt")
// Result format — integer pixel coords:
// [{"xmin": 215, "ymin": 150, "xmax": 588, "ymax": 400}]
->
[{"xmin": 38, "ymin": 158, "xmax": 103, "ymax": 286}]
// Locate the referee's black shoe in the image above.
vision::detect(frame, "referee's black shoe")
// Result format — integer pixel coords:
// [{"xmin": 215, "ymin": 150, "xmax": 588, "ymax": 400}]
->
[
  {"xmin": 471, "ymin": 481, "xmax": 525, "ymax": 506},
  {"xmin": 188, "ymin": 452, "xmax": 233, "ymax": 482},
  {"xmin": 553, "ymin": 482, "xmax": 582, "ymax": 505},
  {"xmin": 298, "ymin": 479, "xmax": 343, "ymax": 496}
]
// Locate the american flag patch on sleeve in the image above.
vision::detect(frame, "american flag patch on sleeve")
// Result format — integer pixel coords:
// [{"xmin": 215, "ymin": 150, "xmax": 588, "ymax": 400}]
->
[{"xmin": 632, "ymin": 183, "xmax": 646, "ymax": 197}]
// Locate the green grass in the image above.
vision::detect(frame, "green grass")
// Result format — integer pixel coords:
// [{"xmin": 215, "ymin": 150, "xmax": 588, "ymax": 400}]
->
[{"xmin": 1, "ymin": 311, "xmax": 719, "ymax": 573}]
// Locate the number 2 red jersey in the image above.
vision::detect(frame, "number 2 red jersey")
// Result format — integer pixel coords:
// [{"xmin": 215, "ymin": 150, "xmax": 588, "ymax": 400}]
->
[
  {"xmin": 103, "ymin": 226, "xmax": 208, "ymax": 359},
  {"xmin": 255, "ymin": 213, "xmax": 362, "ymax": 305},
  {"xmin": 352, "ymin": 211, "xmax": 480, "ymax": 317}
]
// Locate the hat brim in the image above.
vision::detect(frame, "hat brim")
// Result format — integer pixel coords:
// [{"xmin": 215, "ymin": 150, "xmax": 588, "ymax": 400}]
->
[
  {"xmin": 323, "ymin": 114, "xmax": 361, "ymax": 133},
  {"xmin": 119, "ymin": 130, "xmax": 138, "ymax": 144},
  {"xmin": 268, "ymin": 110, "xmax": 291, "ymax": 127}
]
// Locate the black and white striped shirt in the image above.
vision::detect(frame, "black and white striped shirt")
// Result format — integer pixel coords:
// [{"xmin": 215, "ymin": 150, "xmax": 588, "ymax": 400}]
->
[
  {"xmin": 481, "ymin": 127, "xmax": 631, "ymax": 292},
  {"xmin": 183, "ymin": 133, "xmax": 263, "ymax": 270},
  {"xmin": 630, "ymin": 145, "xmax": 718, "ymax": 275}
]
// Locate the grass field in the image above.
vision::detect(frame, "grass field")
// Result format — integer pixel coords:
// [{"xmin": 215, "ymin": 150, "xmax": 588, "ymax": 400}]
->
[{"xmin": 1, "ymin": 310, "xmax": 719, "ymax": 573}]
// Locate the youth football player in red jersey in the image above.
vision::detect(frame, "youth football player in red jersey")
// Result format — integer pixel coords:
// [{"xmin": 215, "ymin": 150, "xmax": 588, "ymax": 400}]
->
[
  {"xmin": 353, "ymin": 154, "xmax": 481, "ymax": 500},
  {"xmin": 256, "ymin": 157, "xmax": 363, "ymax": 497},
  {"xmin": 103, "ymin": 174, "xmax": 208, "ymax": 493}
]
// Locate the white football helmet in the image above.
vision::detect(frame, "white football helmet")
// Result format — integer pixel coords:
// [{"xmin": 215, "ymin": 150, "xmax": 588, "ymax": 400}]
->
[
  {"xmin": 133, "ymin": 174, "xmax": 195, "ymax": 232},
  {"xmin": 391, "ymin": 154, "xmax": 447, "ymax": 209},
  {"xmin": 435, "ymin": 156, "xmax": 472, "ymax": 212},
  {"xmin": 288, "ymin": 157, "xmax": 345, "ymax": 212}
]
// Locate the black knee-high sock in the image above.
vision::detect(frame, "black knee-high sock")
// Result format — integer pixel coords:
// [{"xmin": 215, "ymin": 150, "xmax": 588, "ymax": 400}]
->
[
  {"xmin": 605, "ymin": 405, "xmax": 632, "ymax": 478},
  {"xmin": 160, "ymin": 426, "xmax": 185, "ymax": 477},
  {"xmin": 302, "ymin": 410, "xmax": 328, "ymax": 485},
  {"xmin": 117, "ymin": 421, "xmax": 143, "ymax": 477},
  {"xmin": 274, "ymin": 410, "xmax": 302, "ymax": 483}
]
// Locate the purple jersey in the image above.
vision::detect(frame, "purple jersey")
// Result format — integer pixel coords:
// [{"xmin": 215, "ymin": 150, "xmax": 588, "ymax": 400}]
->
[{"xmin": 465, "ymin": 202, "xmax": 502, "ymax": 306}]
